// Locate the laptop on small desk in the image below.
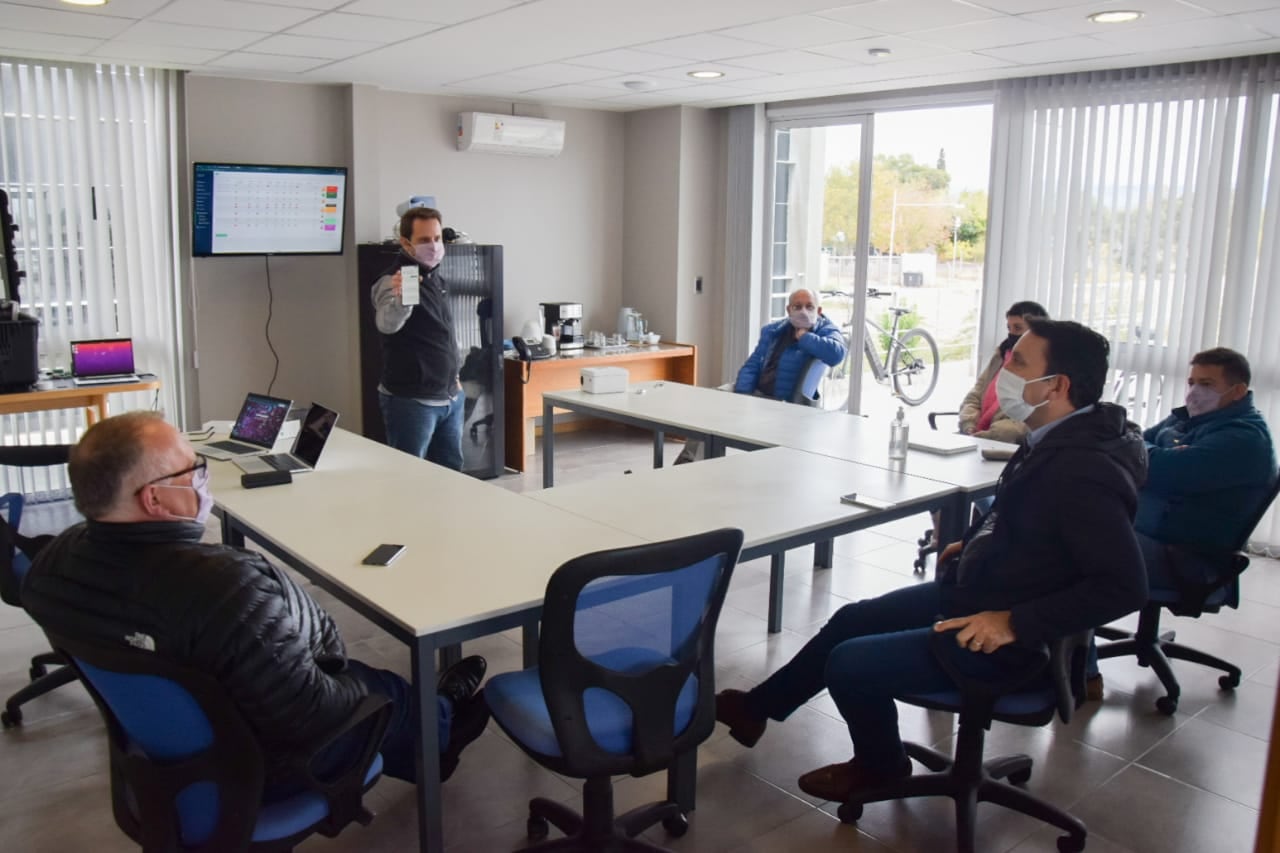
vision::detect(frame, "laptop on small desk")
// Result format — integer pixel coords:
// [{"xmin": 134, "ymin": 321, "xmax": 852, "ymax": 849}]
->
[
  {"xmin": 236, "ymin": 404, "xmax": 338, "ymax": 475},
  {"xmin": 70, "ymin": 339, "xmax": 141, "ymax": 386}
]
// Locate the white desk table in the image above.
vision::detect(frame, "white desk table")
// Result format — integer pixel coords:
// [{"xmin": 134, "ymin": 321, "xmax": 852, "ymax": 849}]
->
[
  {"xmin": 528, "ymin": 446, "xmax": 960, "ymax": 633},
  {"xmin": 207, "ymin": 429, "xmax": 644, "ymax": 853}
]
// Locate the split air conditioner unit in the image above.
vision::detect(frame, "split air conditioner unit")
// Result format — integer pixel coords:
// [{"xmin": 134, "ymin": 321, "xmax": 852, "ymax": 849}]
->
[{"xmin": 456, "ymin": 112, "xmax": 565, "ymax": 157}]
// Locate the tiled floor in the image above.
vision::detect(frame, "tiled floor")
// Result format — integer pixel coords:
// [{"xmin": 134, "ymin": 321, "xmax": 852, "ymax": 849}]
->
[{"xmin": 2, "ymin": 424, "xmax": 1276, "ymax": 852}]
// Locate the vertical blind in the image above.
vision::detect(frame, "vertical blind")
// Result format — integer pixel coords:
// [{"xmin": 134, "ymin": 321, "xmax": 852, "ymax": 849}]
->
[
  {"xmin": 0, "ymin": 57, "xmax": 183, "ymax": 500},
  {"xmin": 983, "ymin": 55, "xmax": 1280, "ymax": 554}
]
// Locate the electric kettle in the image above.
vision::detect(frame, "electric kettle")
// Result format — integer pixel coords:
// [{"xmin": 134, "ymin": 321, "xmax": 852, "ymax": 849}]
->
[{"xmin": 617, "ymin": 307, "xmax": 644, "ymax": 341}]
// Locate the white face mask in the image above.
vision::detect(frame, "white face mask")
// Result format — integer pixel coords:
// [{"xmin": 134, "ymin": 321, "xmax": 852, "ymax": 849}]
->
[
  {"xmin": 1184, "ymin": 385, "xmax": 1226, "ymax": 418},
  {"xmin": 153, "ymin": 478, "xmax": 214, "ymax": 525},
  {"xmin": 788, "ymin": 308, "xmax": 817, "ymax": 329},
  {"xmin": 995, "ymin": 368, "xmax": 1058, "ymax": 423}
]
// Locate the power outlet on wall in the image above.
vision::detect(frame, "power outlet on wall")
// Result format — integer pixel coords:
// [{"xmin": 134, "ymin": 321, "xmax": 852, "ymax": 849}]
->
[{"xmin": 695, "ymin": 275, "xmax": 703, "ymax": 293}]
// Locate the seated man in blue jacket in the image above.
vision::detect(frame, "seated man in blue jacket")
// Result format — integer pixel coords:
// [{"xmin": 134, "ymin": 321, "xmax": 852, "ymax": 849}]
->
[
  {"xmin": 1088, "ymin": 347, "xmax": 1276, "ymax": 697},
  {"xmin": 675, "ymin": 288, "xmax": 846, "ymax": 462},
  {"xmin": 714, "ymin": 319, "xmax": 1148, "ymax": 802}
]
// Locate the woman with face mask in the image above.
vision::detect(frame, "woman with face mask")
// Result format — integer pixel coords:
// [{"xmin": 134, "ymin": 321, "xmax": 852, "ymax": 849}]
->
[{"xmin": 957, "ymin": 301, "xmax": 1049, "ymax": 443}]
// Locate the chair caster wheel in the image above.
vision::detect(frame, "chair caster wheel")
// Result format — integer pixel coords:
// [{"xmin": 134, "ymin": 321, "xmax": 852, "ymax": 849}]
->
[
  {"xmin": 1219, "ymin": 672, "xmax": 1241, "ymax": 690},
  {"xmin": 526, "ymin": 816, "xmax": 549, "ymax": 841},
  {"xmin": 29, "ymin": 664, "xmax": 47, "ymax": 681},
  {"xmin": 1057, "ymin": 832, "xmax": 1087, "ymax": 852},
  {"xmin": 836, "ymin": 802, "xmax": 863, "ymax": 823},
  {"xmin": 1155, "ymin": 695, "xmax": 1178, "ymax": 715},
  {"xmin": 1008, "ymin": 767, "xmax": 1032, "ymax": 786},
  {"xmin": 1, "ymin": 708, "xmax": 20, "ymax": 728},
  {"xmin": 662, "ymin": 813, "xmax": 689, "ymax": 837}
]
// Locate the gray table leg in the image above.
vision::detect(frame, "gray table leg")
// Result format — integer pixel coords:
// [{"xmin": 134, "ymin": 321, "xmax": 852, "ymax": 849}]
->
[
  {"xmin": 542, "ymin": 399, "xmax": 556, "ymax": 488},
  {"xmin": 706, "ymin": 435, "xmax": 725, "ymax": 459},
  {"xmin": 438, "ymin": 644, "xmax": 461, "ymax": 670},
  {"xmin": 814, "ymin": 539, "xmax": 834, "ymax": 569},
  {"xmin": 668, "ymin": 749, "xmax": 697, "ymax": 812},
  {"xmin": 220, "ymin": 514, "xmax": 245, "ymax": 548},
  {"xmin": 653, "ymin": 430, "xmax": 665, "ymax": 469},
  {"xmin": 768, "ymin": 552, "xmax": 785, "ymax": 634},
  {"xmin": 940, "ymin": 493, "xmax": 970, "ymax": 546},
  {"xmin": 522, "ymin": 618, "xmax": 539, "ymax": 668},
  {"xmin": 412, "ymin": 637, "xmax": 445, "ymax": 853}
]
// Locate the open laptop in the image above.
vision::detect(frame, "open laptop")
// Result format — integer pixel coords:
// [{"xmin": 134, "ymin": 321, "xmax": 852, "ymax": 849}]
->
[
  {"xmin": 236, "ymin": 403, "xmax": 338, "ymax": 475},
  {"xmin": 70, "ymin": 339, "xmax": 141, "ymax": 386},
  {"xmin": 202, "ymin": 393, "xmax": 294, "ymax": 460}
]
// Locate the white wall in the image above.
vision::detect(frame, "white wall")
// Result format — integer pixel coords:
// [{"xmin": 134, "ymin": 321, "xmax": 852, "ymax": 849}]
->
[
  {"xmin": 621, "ymin": 107, "xmax": 681, "ymax": 345},
  {"xmin": 369, "ymin": 91, "xmax": 626, "ymax": 340},
  {"xmin": 184, "ymin": 76, "xmax": 357, "ymax": 426},
  {"xmin": 676, "ymin": 107, "xmax": 727, "ymax": 387}
]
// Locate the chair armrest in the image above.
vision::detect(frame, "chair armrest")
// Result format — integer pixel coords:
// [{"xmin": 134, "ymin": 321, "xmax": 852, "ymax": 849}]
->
[
  {"xmin": 928, "ymin": 412, "xmax": 960, "ymax": 431},
  {"xmin": 287, "ymin": 694, "xmax": 392, "ymax": 833}
]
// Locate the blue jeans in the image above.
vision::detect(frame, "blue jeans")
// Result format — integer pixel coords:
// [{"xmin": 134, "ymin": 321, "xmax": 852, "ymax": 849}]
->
[
  {"xmin": 745, "ymin": 582, "xmax": 1049, "ymax": 772},
  {"xmin": 379, "ymin": 391, "xmax": 465, "ymax": 471}
]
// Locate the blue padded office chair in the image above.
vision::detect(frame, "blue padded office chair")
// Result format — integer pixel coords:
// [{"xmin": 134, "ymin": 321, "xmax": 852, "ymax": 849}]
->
[
  {"xmin": 487, "ymin": 527, "xmax": 744, "ymax": 852},
  {"xmin": 836, "ymin": 631, "xmax": 1092, "ymax": 853},
  {"xmin": 45, "ymin": 629, "xmax": 391, "ymax": 853},
  {"xmin": 0, "ymin": 444, "xmax": 79, "ymax": 729},
  {"xmin": 1095, "ymin": 472, "xmax": 1280, "ymax": 714}
]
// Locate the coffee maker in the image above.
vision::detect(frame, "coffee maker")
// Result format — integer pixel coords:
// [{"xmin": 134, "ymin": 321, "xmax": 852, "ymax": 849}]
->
[{"xmin": 541, "ymin": 302, "xmax": 584, "ymax": 351}]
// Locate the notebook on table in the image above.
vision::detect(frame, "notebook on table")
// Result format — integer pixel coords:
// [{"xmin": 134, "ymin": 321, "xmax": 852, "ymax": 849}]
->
[
  {"xmin": 201, "ymin": 393, "xmax": 294, "ymax": 460},
  {"xmin": 908, "ymin": 431, "xmax": 979, "ymax": 456},
  {"xmin": 235, "ymin": 403, "xmax": 338, "ymax": 475},
  {"xmin": 70, "ymin": 339, "xmax": 141, "ymax": 386}
]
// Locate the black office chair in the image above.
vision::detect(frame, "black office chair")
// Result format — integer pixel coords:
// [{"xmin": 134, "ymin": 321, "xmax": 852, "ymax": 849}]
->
[
  {"xmin": 486, "ymin": 528, "xmax": 744, "ymax": 851},
  {"xmin": 0, "ymin": 444, "xmax": 79, "ymax": 729},
  {"xmin": 1095, "ymin": 472, "xmax": 1280, "ymax": 714},
  {"xmin": 46, "ymin": 629, "xmax": 391, "ymax": 852},
  {"xmin": 836, "ymin": 631, "xmax": 1092, "ymax": 853}
]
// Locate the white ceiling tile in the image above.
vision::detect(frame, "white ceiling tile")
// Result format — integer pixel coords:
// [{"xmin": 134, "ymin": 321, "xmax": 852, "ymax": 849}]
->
[
  {"xmin": 0, "ymin": 29, "xmax": 101, "ymax": 55},
  {"xmin": 91, "ymin": 42, "xmax": 225, "ymax": 66},
  {"xmin": 824, "ymin": 0, "xmax": 1001, "ymax": 34},
  {"xmin": 1023, "ymin": 0, "xmax": 1210, "ymax": 35},
  {"xmin": 287, "ymin": 12, "xmax": 441, "ymax": 42},
  {"xmin": 440, "ymin": 74, "xmax": 532, "ymax": 94},
  {"xmin": 741, "ymin": 66, "xmax": 886, "ymax": 91},
  {"xmin": 206, "ymin": 52, "xmax": 328, "ymax": 72},
  {"xmin": 980, "ymin": 34, "xmax": 1132, "ymax": 63},
  {"xmin": 716, "ymin": 15, "xmax": 877, "ymax": 49},
  {"xmin": 0, "ymin": 3, "xmax": 134, "ymax": 38},
  {"xmin": 595, "ymin": 92, "xmax": 685, "ymax": 107},
  {"xmin": 663, "ymin": 83, "xmax": 763, "ymax": 103},
  {"xmin": 722, "ymin": 49, "xmax": 854, "ymax": 73},
  {"xmin": 1091, "ymin": 14, "xmax": 1268, "ymax": 46},
  {"xmin": 915, "ymin": 16, "xmax": 1074, "ymax": 50},
  {"xmin": 1175, "ymin": 0, "xmax": 1277, "ymax": 11},
  {"xmin": 113, "ymin": 21, "xmax": 264, "ymax": 51},
  {"xmin": 151, "ymin": 0, "xmax": 319, "ymax": 32},
  {"xmin": 1237, "ymin": 8, "xmax": 1280, "ymax": 37},
  {"xmin": 811, "ymin": 33, "xmax": 952, "ymax": 63},
  {"xmin": 223, "ymin": 0, "xmax": 345, "ymax": 7},
  {"xmin": 0, "ymin": 0, "xmax": 168, "ymax": 17},
  {"xmin": 338, "ymin": 0, "xmax": 519, "ymax": 24},
  {"xmin": 566, "ymin": 48, "xmax": 684, "ymax": 72},
  {"xmin": 507, "ymin": 63, "xmax": 616, "ymax": 85},
  {"xmin": 574, "ymin": 73, "xmax": 693, "ymax": 92},
  {"xmin": 867, "ymin": 50, "xmax": 1014, "ymax": 75},
  {"xmin": 243, "ymin": 33, "xmax": 383, "ymax": 59},
  {"xmin": 966, "ymin": 0, "xmax": 1094, "ymax": 12},
  {"xmin": 519, "ymin": 82, "xmax": 627, "ymax": 99},
  {"xmin": 634, "ymin": 33, "xmax": 769, "ymax": 61}
]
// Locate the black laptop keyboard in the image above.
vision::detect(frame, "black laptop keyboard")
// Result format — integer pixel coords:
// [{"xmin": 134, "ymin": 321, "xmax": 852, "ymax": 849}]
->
[
  {"xmin": 207, "ymin": 439, "xmax": 259, "ymax": 454},
  {"xmin": 263, "ymin": 454, "xmax": 303, "ymax": 471}
]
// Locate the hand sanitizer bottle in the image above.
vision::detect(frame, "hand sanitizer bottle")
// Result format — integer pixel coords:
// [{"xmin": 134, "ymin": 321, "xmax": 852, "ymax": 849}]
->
[{"xmin": 889, "ymin": 405, "xmax": 909, "ymax": 461}]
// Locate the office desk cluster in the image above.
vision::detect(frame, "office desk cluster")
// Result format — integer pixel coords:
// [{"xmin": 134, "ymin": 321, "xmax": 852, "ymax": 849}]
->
[{"xmin": 209, "ymin": 384, "xmax": 1009, "ymax": 853}]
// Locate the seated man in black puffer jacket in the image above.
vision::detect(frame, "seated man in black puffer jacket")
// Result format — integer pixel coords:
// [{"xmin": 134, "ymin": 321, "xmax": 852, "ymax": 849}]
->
[
  {"xmin": 23, "ymin": 412, "xmax": 489, "ymax": 792},
  {"xmin": 713, "ymin": 319, "xmax": 1150, "ymax": 803}
]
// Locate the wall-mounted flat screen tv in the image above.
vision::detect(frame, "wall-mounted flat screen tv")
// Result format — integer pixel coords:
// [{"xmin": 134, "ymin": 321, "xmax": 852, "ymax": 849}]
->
[{"xmin": 192, "ymin": 162, "xmax": 348, "ymax": 256}]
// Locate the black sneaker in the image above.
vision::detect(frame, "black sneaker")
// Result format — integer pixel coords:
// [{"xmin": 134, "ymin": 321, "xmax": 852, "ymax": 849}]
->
[
  {"xmin": 440, "ymin": 689, "xmax": 490, "ymax": 782},
  {"xmin": 436, "ymin": 655, "xmax": 486, "ymax": 708}
]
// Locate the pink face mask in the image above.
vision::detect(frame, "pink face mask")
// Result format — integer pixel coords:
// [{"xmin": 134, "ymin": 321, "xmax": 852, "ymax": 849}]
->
[{"xmin": 414, "ymin": 242, "xmax": 445, "ymax": 268}]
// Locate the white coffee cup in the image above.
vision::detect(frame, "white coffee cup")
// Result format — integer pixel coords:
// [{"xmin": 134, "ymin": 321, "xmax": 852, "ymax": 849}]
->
[{"xmin": 542, "ymin": 334, "xmax": 557, "ymax": 355}]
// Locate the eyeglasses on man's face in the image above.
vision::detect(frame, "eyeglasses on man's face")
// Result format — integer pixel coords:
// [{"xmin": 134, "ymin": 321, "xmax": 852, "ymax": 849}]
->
[{"xmin": 135, "ymin": 455, "xmax": 209, "ymax": 496}]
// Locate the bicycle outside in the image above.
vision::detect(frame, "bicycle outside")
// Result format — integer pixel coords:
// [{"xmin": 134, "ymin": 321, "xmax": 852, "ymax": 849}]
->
[{"xmin": 818, "ymin": 287, "xmax": 940, "ymax": 411}]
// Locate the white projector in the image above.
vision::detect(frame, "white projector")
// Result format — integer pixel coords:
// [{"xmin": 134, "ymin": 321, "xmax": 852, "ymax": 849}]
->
[{"xmin": 580, "ymin": 366, "xmax": 628, "ymax": 394}]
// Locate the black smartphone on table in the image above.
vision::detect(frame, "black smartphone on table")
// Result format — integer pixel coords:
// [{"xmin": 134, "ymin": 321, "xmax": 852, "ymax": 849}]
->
[{"xmin": 362, "ymin": 544, "xmax": 406, "ymax": 566}]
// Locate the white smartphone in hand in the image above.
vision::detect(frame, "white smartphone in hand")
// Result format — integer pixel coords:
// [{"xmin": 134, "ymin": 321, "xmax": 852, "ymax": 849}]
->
[{"xmin": 400, "ymin": 265, "xmax": 420, "ymax": 306}]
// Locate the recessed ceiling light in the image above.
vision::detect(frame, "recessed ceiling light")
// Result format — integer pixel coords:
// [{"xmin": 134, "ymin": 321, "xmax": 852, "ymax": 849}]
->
[
  {"xmin": 1088, "ymin": 10, "xmax": 1143, "ymax": 24},
  {"xmin": 867, "ymin": 47, "xmax": 892, "ymax": 58},
  {"xmin": 60, "ymin": 0, "xmax": 109, "ymax": 6},
  {"xmin": 623, "ymin": 79, "xmax": 655, "ymax": 91},
  {"xmin": 687, "ymin": 70, "xmax": 724, "ymax": 80}
]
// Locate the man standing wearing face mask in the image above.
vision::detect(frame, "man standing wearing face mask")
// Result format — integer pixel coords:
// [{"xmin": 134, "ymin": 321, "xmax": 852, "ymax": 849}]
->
[
  {"xmin": 23, "ymin": 412, "xmax": 492, "ymax": 793},
  {"xmin": 372, "ymin": 206, "xmax": 464, "ymax": 470}
]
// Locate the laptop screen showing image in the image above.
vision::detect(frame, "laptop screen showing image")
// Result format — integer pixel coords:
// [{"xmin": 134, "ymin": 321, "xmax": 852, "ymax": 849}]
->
[
  {"xmin": 292, "ymin": 404, "xmax": 339, "ymax": 467},
  {"xmin": 70, "ymin": 339, "xmax": 135, "ymax": 378},
  {"xmin": 230, "ymin": 394, "xmax": 292, "ymax": 449}
]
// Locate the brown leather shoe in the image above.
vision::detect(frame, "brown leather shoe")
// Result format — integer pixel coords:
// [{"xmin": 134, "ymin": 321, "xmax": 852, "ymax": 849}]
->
[
  {"xmin": 715, "ymin": 689, "xmax": 767, "ymax": 748},
  {"xmin": 798, "ymin": 756, "xmax": 913, "ymax": 802},
  {"xmin": 1085, "ymin": 673, "xmax": 1104, "ymax": 702}
]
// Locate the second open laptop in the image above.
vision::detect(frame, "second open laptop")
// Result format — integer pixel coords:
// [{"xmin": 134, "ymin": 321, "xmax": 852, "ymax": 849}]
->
[
  {"xmin": 201, "ymin": 393, "xmax": 294, "ymax": 460},
  {"xmin": 235, "ymin": 403, "xmax": 338, "ymax": 475},
  {"xmin": 70, "ymin": 339, "xmax": 141, "ymax": 386}
]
